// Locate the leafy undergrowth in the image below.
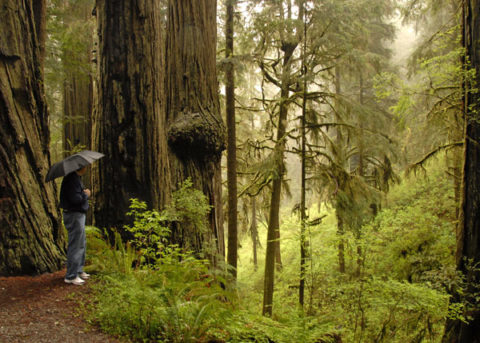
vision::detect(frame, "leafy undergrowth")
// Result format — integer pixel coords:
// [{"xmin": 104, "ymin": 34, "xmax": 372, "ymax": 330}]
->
[{"xmin": 85, "ymin": 160, "xmax": 461, "ymax": 342}]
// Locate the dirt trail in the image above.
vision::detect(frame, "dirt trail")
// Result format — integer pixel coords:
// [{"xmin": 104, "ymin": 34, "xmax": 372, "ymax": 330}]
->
[{"xmin": 0, "ymin": 269, "xmax": 122, "ymax": 343}]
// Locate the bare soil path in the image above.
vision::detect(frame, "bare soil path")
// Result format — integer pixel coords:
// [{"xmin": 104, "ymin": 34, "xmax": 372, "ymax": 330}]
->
[{"xmin": 0, "ymin": 269, "xmax": 123, "ymax": 343}]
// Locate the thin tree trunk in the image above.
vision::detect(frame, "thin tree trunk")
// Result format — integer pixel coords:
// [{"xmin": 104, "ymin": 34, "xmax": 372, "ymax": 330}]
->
[
  {"xmin": 226, "ymin": 0, "xmax": 238, "ymax": 278},
  {"xmin": 337, "ymin": 212, "xmax": 346, "ymax": 274},
  {"xmin": 0, "ymin": 0, "xmax": 65, "ymax": 275},
  {"xmin": 262, "ymin": 0, "xmax": 306, "ymax": 315},
  {"xmin": 299, "ymin": 7, "xmax": 308, "ymax": 307},
  {"xmin": 299, "ymin": 90, "xmax": 307, "ymax": 306},
  {"xmin": 93, "ymin": 0, "xmax": 169, "ymax": 231},
  {"xmin": 165, "ymin": 0, "xmax": 226, "ymax": 259},
  {"xmin": 335, "ymin": 66, "xmax": 346, "ymax": 274},
  {"xmin": 356, "ymin": 71, "xmax": 365, "ymax": 277},
  {"xmin": 251, "ymin": 196, "xmax": 258, "ymax": 270},
  {"xmin": 275, "ymin": 221, "xmax": 282, "ymax": 270},
  {"xmin": 262, "ymin": 41, "xmax": 296, "ymax": 316}
]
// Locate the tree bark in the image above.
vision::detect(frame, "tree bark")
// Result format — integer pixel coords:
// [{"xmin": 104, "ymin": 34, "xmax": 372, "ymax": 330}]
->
[
  {"xmin": 165, "ymin": 0, "xmax": 226, "ymax": 259},
  {"xmin": 443, "ymin": 1, "xmax": 480, "ymax": 341},
  {"xmin": 93, "ymin": 0, "xmax": 169, "ymax": 231},
  {"xmin": 32, "ymin": 0, "xmax": 46, "ymax": 72},
  {"xmin": 225, "ymin": 0, "xmax": 238, "ymax": 278},
  {"xmin": 0, "ymin": 0, "xmax": 66, "ymax": 275}
]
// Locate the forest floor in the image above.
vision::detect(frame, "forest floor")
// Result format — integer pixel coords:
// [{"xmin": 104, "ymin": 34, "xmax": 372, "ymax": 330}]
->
[{"xmin": 0, "ymin": 269, "xmax": 123, "ymax": 343}]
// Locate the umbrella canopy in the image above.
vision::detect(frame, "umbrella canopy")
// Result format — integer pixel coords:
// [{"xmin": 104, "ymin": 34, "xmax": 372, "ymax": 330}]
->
[{"xmin": 45, "ymin": 150, "xmax": 104, "ymax": 182}]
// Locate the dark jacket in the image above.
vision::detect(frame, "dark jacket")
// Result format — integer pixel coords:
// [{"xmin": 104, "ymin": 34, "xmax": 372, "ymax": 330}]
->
[{"xmin": 60, "ymin": 172, "xmax": 89, "ymax": 213}]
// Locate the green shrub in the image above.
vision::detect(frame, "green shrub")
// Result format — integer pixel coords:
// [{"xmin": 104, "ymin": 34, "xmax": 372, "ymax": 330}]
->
[
  {"xmin": 92, "ymin": 260, "xmax": 233, "ymax": 342},
  {"xmin": 88, "ymin": 179, "xmax": 235, "ymax": 342},
  {"xmin": 331, "ymin": 277, "xmax": 449, "ymax": 342},
  {"xmin": 123, "ymin": 198, "xmax": 171, "ymax": 266}
]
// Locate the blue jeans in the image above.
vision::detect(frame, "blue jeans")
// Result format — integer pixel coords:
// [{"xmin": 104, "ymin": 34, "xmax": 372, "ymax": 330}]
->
[{"xmin": 63, "ymin": 212, "xmax": 86, "ymax": 280}]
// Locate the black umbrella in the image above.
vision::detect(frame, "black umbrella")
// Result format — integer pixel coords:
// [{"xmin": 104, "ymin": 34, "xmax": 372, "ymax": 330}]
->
[{"xmin": 45, "ymin": 150, "xmax": 104, "ymax": 182}]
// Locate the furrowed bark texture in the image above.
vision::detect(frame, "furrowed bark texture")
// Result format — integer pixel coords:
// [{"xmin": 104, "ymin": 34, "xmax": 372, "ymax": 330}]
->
[
  {"xmin": 32, "ymin": 0, "xmax": 46, "ymax": 71},
  {"xmin": 0, "ymin": 0, "xmax": 66, "ymax": 275},
  {"xmin": 93, "ymin": 0, "xmax": 169, "ymax": 230},
  {"xmin": 166, "ymin": 0, "xmax": 226, "ymax": 258}
]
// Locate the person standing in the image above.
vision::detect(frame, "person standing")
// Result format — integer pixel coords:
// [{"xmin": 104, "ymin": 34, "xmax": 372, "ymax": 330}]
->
[{"xmin": 60, "ymin": 166, "xmax": 91, "ymax": 285}]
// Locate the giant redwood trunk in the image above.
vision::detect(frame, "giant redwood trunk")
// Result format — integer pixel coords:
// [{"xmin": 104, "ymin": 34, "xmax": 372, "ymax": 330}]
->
[
  {"xmin": 93, "ymin": 0, "xmax": 169, "ymax": 230},
  {"xmin": 165, "ymin": 0, "xmax": 226, "ymax": 258},
  {"xmin": 443, "ymin": 1, "xmax": 480, "ymax": 341},
  {"xmin": 0, "ymin": 0, "xmax": 66, "ymax": 275},
  {"xmin": 225, "ymin": 0, "xmax": 238, "ymax": 278}
]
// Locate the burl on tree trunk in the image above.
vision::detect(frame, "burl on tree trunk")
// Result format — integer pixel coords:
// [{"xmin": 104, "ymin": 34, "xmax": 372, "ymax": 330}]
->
[{"xmin": 166, "ymin": 0, "xmax": 226, "ymax": 259}]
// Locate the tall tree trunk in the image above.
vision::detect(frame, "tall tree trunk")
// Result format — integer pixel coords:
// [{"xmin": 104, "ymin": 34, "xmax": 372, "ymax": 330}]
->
[
  {"xmin": 299, "ymin": 87, "xmax": 307, "ymax": 306},
  {"xmin": 251, "ymin": 196, "xmax": 258, "ymax": 270},
  {"xmin": 356, "ymin": 71, "xmax": 365, "ymax": 277},
  {"xmin": 335, "ymin": 66, "xmax": 346, "ymax": 274},
  {"xmin": 275, "ymin": 216, "xmax": 283, "ymax": 270},
  {"xmin": 299, "ymin": 9, "xmax": 308, "ymax": 307},
  {"xmin": 93, "ymin": 0, "xmax": 169, "ymax": 231},
  {"xmin": 443, "ymin": 1, "xmax": 480, "ymax": 341},
  {"xmin": 337, "ymin": 211, "xmax": 346, "ymax": 274},
  {"xmin": 225, "ymin": 0, "xmax": 238, "ymax": 278},
  {"xmin": 0, "ymin": 0, "xmax": 66, "ymax": 275},
  {"xmin": 165, "ymin": 0, "xmax": 226, "ymax": 259},
  {"xmin": 262, "ymin": 42, "xmax": 296, "ymax": 316}
]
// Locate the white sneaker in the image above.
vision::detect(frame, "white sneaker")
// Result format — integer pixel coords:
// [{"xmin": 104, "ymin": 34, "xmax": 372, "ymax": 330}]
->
[
  {"xmin": 78, "ymin": 272, "xmax": 90, "ymax": 280},
  {"xmin": 64, "ymin": 276, "xmax": 85, "ymax": 285}
]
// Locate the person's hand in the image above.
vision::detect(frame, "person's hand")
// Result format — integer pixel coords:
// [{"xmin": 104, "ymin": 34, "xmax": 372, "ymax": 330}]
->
[{"xmin": 84, "ymin": 189, "xmax": 91, "ymax": 197}]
